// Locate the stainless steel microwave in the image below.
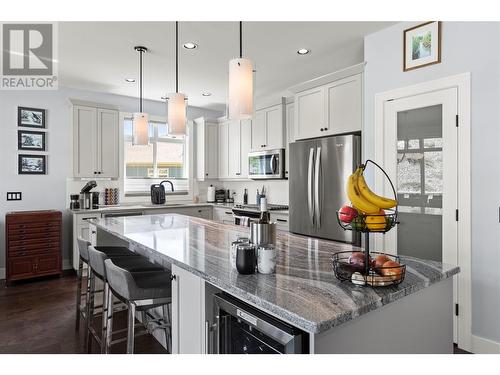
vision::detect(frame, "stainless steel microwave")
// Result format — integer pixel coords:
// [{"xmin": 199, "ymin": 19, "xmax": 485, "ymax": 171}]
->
[{"xmin": 248, "ymin": 149, "xmax": 285, "ymax": 180}]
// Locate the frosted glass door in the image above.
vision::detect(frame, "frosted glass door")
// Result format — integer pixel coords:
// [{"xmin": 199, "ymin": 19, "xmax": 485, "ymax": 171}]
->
[{"xmin": 396, "ymin": 104, "xmax": 444, "ymax": 261}]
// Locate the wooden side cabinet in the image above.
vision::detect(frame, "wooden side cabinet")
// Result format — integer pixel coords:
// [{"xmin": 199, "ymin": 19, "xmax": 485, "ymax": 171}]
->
[{"xmin": 5, "ymin": 210, "xmax": 62, "ymax": 285}]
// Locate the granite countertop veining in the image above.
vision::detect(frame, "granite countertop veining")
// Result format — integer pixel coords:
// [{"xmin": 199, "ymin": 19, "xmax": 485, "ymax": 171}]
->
[{"xmin": 90, "ymin": 214, "xmax": 459, "ymax": 334}]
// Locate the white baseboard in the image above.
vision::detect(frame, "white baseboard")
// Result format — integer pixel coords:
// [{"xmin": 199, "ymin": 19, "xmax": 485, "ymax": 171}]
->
[
  {"xmin": 0, "ymin": 267, "xmax": 5, "ymax": 280},
  {"xmin": 472, "ymin": 335, "xmax": 500, "ymax": 354}
]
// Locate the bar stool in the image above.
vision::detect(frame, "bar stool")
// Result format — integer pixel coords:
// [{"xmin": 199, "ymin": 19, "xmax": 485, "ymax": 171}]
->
[
  {"xmin": 104, "ymin": 258, "xmax": 173, "ymax": 354},
  {"xmin": 87, "ymin": 245, "xmax": 164, "ymax": 353},
  {"xmin": 75, "ymin": 237, "xmax": 91, "ymax": 332}
]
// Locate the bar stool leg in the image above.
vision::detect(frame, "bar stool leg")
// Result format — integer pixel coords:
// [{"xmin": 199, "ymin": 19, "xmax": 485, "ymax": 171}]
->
[
  {"xmin": 75, "ymin": 257, "xmax": 83, "ymax": 331},
  {"xmin": 105, "ymin": 288, "xmax": 114, "ymax": 354},
  {"xmin": 126, "ymin": 302, "xmax": 136, "ymax": 354},
  {"xmin": 83, "ymin": 266, "xmax": 91, "ymax": 348},
  {"xmin": 86, "ymin": 270, "xmax": 95, "ymax": 353},
  {"xmin": 101, "ymin": 282, "xmax": 109, "ymax": 354}
]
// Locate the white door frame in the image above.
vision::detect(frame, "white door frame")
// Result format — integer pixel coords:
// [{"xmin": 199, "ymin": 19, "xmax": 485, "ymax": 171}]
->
[{"xmin": 373, "ymin": 73, "xmax": 471, "ymax": 352}]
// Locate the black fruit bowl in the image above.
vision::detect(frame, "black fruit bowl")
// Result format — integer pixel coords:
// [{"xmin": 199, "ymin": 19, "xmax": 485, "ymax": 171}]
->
[
  {"xmin": 336, "ymin": 210, "xmax": 398, "ymax": 233},
  {"xmin": 332, "ymin": 251, "xmax": 406, "ymax": 287}
]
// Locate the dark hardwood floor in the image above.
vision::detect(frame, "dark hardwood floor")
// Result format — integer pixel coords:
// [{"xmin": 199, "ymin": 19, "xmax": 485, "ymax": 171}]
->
[
  {"xmin": 0, "ymin": 274, "xmax": 167, "ymax": 354},
  {"xmin": 0, "ymin": 274, "xmax": 471, "ymax": 354}
]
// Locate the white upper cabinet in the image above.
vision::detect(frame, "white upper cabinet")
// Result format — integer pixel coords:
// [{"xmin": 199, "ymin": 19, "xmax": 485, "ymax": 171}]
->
[
  {"xmin": 218, "ymin": 121, "xmax": 230, "ymax": 179},
  {"xmin": 251, "ymin": 110, "xmax": 267, "ymax": 149},
  {"xmin": 195, "ymin": 118, "xmax": 218, "ymax": 180},
  {"xmin": 97, "ymin": 109, "xmax": 119, "ymax": 178},
  {"xmin": 73, "ymin": 104, "xmax": 119, "ymax": 178},
  {"xmin": 285, "ymin": 102, "xmax": 295, "ymax": 177},
  {"xmin": 251, "ymin": 103, "xmax": 285, "ymax": 150},
  {"xmin": 228, "ymin": 119, "xmax": 241, "ymax": 178},
  {"xmin": 240, "ymin": 119, "xmax": 252, "ymax": 179},
  {"xmin": 293, "ymin": 71, "xmax": 363, "ymax": 141},
  {"xmin": 217, "ymin": 118, "xmax": 251, "ymax": 180},
  {"xmin": 294, "ymin": 86, "xmax": 326, "ymax": 140},
  {"xmin": 325, "ymin": 74, "xmax": 362, "ymax": 135}
]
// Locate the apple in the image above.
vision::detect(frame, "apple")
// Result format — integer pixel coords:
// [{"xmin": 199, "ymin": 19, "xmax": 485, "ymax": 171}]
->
[
  {"xmin": 339, "ymin": 205, "xmax": 358, "ymax": 223},
  {"xmin": 380, "ymin": 260, "xmax": 403, "ymax": 279},
  {"xmin": 348, "ymin": 251, "xmax": 371, "ymax": 272},
  {"xmin": 374, "ymin": 254, "xmax": 391, "ymax": 269}
]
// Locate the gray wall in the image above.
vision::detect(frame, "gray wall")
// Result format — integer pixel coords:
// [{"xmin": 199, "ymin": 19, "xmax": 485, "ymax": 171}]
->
[
  {"xmin": 364, "ymin": 22, "xmax": 500, "ymax": 343},
  {"xmin": 0, "ymin": 87, "xmax": 221, "ymax": 273}
]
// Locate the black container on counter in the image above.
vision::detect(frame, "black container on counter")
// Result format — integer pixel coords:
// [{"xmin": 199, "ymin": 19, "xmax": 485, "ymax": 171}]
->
[{"xmin": 236, "ymin": 243, "xmax": 256, "ymax": 275}]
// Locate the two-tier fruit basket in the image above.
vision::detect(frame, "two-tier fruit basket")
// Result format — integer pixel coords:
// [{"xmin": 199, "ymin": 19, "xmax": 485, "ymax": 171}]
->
[{"xmin": 334, "ymin": 159, "xmax": 406, "ymax": 287}]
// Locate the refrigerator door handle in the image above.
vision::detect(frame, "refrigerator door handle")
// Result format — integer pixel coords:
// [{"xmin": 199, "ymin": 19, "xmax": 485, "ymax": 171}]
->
[
  {"xmin": 307, "ymin": 147, "xmax": 315, "ymax": 226},
  {"xmin": 314, "ymin": 146, "xmax": 322, "ymax": 228}
]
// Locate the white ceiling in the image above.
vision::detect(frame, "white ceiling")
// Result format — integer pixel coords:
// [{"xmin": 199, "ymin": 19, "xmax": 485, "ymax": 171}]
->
[{"xmin": 59, "ymin": 21, "xmax": 393, "ymax": 113}]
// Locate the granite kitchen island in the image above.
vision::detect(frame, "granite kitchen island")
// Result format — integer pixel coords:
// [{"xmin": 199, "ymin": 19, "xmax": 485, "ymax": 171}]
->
[{"xmin": 89, "ymin": 214, "xmax": 459, "ymax": 354}]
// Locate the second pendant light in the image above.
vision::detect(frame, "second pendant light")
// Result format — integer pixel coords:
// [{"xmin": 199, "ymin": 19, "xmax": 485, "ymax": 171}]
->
[
  {"xmin": 167, "ymin": 21, "xmax": 187, "ymax": 136},
  {"xmin": 228, "ymin": 21, "xmax": 254, "ymax": 120}
]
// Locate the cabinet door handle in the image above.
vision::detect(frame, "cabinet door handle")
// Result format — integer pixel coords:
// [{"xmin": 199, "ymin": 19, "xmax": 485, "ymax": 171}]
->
[
  {"xmin": 236, "ymin": 173, "xmax": 241, "ymax": 176},
  {"xmin": 169, "ymin": 274, "xmax": 176, "ymax": 281},
  {"xmin": 205, "ymin": 173, "xmax": 208, "ymax": 176}
]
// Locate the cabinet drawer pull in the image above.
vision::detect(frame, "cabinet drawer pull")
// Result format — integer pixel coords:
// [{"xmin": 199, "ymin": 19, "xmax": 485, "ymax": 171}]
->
[
  {"xmin": 225, "ymin": 211, "xmax": 232, "ymax": 215},
  {"xmin": 276, "ymin": 218, "xmax": 288, "ymax": 223},
  {"xmin": 82, "ymin": 217, "xmax": 98, "ymax": 221}
]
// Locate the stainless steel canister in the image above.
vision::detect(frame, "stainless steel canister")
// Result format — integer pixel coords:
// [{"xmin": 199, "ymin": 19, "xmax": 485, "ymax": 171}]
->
[{"xmin": 250, "ymin": 222, "xmax": 276, "ymax": 247}]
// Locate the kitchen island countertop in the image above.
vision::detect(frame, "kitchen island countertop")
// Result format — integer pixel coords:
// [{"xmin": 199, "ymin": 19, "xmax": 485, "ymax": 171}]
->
[{"xmin": 90, "ymin": 214, "xmax": 459, "ymax": 334}]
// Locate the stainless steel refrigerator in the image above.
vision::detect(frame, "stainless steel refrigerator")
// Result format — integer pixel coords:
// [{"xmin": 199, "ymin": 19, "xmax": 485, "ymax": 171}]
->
[{"xmin": 289, "ymin": 134, "xmax": 361, "ymax": 244}]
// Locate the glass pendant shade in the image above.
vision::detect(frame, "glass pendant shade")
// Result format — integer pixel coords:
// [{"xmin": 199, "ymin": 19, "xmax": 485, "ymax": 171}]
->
[
  {"xmin": 228, "ymin": 57, "xmax": 253, "ymax": 120},
  {"xmin": 132, "ymin": 112, "xmax": 149, "ymax": 145},
  {"xmin": 167, "ymin": 92, "xmax": 187, "ymax": 136}
]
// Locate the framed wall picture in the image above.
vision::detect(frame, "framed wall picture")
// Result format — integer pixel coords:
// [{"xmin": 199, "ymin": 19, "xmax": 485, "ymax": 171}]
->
[
  {"xmin": 18, "ymin": 130, "xmax": 46, "ymax": 151},
  {"xmin": 18, "ymin": 107, "xmax": 46, "ymax": 128},
  {"xmin": 18, "ymin": 154, "xmax": 47, "ymax": 175},
  {"xmin": 403, "ymin": 21, "xmax": 441, "ymax": 71}
]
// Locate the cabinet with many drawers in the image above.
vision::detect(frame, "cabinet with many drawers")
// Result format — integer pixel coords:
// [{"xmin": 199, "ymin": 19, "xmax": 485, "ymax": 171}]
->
[{"xmin": 6, "ymin": 210, "xmax": 62, "ymax": 285}]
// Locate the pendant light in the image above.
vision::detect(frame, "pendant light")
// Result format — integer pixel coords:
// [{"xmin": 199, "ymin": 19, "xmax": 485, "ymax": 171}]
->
[
  {"xmin": 132, "ymin": 46, "xmax": 149, "ymax": 145},
  {"xmin": 228, "ymin": 21, "xmax": 254, "ymax": 120},
  {"xmin": 167, "ymin": 21, "xmax": 187, "ymax": 136}
]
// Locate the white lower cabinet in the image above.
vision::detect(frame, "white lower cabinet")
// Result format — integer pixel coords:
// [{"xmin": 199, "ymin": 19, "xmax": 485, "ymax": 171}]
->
[
  {"xmin": 213, "ymin": 207, "xmax": 234, "ymax": 224},
  {"xmin": 142, "ymin": 206, "xmax": 213, "ymax": 219},
  {"xmin": 171, "ymin": 264, "xmax": 206, "ymax": 354},
  {"xmin": 271, "ymin": 212, "xmax": 289, "ymax": 231},
  {"xmin": 72, "ymin": 213, "xmax": 102, "ymax": 270}
]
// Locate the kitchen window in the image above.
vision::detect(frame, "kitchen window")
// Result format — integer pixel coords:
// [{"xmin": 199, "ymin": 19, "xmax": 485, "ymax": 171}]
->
[{"xmin": 123, "ymin": 117, "xmax": 190, "ymax": 196}]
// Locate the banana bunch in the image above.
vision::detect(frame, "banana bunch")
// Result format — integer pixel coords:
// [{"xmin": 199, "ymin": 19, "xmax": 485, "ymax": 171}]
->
[{"xmin": 346, "ymin": 166, "xmax": 397, "ymax": 214}]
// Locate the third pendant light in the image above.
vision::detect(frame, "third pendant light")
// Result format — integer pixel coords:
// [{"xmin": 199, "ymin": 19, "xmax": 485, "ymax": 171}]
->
[
  {"xmin": 167, "ymin": 21, "xmax": 187, "ymax": 136},
  {"xmin": 228, "ymin": 21, "xmax": 254, "ymax": 120}
]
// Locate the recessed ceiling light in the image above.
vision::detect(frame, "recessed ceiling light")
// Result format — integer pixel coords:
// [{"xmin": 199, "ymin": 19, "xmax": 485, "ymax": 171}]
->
[
  {"xmin": 297, "ymin": 48, "xmax": 310, "ymax": 55},
  {"xmin": 125, "ymin": 78, "xmax": 136, "ymax": 82},
  {"xmin": 183, "ymin": 42, "xmax": 198, "ymax": 50},
  {"xmin": 201, "ymin": 92, "xmax": 212, "ymax": 97}
]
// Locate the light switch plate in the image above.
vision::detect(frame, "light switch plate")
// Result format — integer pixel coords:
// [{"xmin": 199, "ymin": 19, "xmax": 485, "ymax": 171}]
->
[{"xmin": 6, "ymin": 192, "xmax": 22, "ymax": 201}]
